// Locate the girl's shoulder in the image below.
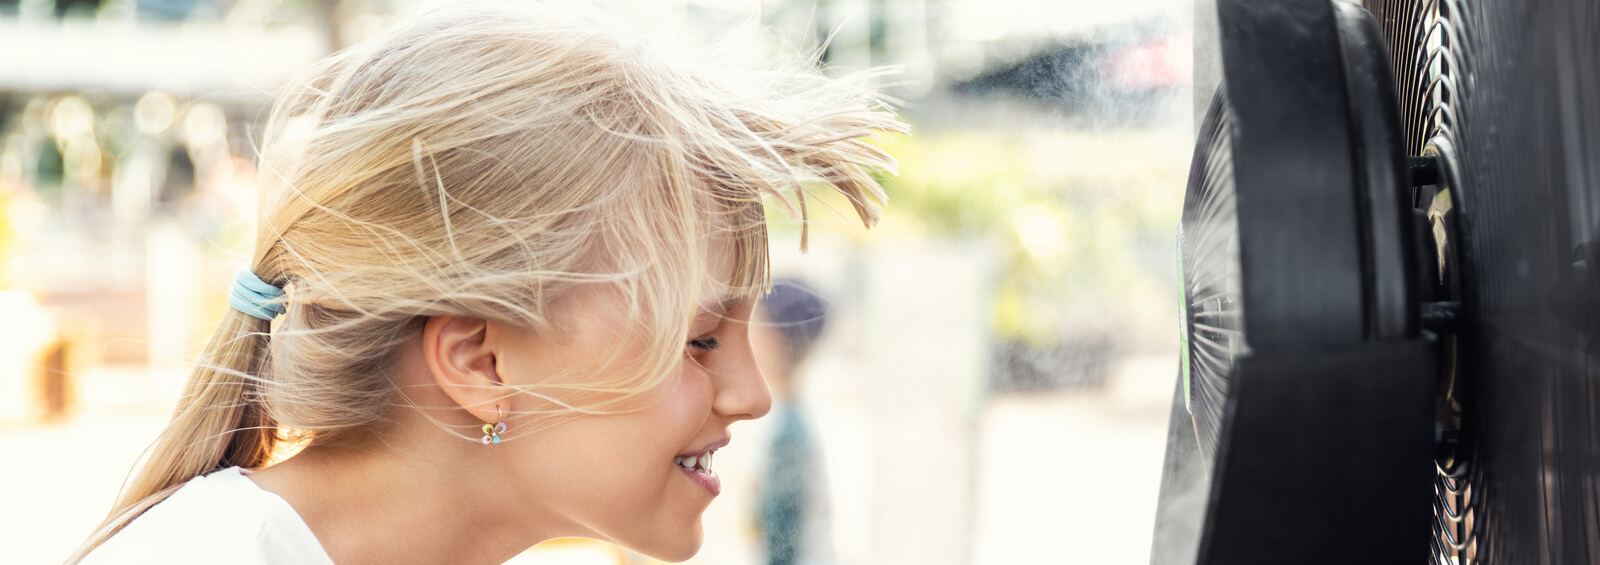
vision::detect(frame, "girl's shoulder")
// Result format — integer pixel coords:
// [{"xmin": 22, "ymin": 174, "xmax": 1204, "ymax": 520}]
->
[{"xmin": 80, "ymin": 467, "xmax": 334, "ymax": 565}]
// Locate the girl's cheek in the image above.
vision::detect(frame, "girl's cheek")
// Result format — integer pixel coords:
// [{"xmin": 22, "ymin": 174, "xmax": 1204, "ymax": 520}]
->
[{"xmin": 668, "ymin": 364, "xmax": 716, "ymax": 420}]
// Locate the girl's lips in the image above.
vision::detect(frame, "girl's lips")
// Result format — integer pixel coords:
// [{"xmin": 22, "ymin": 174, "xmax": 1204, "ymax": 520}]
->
[
  {"xmin": 677, "ymin": 464, "xmax": 721, "ymax": 496},
  {"xmin": 675, "ymin": 437, "xmax": 730, "ymax": 459},
  {"xmin": 675, "ymin": 436, "xmax": 728, "ymax": 496}
]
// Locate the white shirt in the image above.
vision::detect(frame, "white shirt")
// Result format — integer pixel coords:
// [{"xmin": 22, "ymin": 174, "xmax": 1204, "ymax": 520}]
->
[{"xmin": 82, "ymin": 467, "xmax": 335, "ymax": 565}]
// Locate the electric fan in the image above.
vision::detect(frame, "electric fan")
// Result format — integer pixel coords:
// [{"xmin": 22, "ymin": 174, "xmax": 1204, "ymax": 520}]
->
[
  {"xmin": 1153, "ymin": 0, "xmax": 1600, "ymax": 562},
  {"xmin": 1167, "ymin": 0, "xmax": 1444, "ymax": 562}
]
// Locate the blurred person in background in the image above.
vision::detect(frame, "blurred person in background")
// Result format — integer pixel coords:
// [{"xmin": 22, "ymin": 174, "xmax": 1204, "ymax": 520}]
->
[
  {"xmin": 752, "ymin": 279, "xmax": 834, "ymax": 565},
  {"xmin": 66, "ymin": 2, "xmax": 905, "ymax": 564}
]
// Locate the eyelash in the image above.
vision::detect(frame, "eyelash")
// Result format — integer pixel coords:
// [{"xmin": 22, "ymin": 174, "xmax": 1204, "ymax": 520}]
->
[{"xmin": 688, "ymin": 336, "xmax": 720, "ymax": 352}]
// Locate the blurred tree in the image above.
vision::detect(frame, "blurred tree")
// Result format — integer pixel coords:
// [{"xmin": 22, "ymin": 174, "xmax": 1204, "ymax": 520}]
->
[
  {"xmin": 873, "ymin": 126, "xmax": 1185, "ymax": 386},
  {"xmin": 136, "ymin": 0, "xmax": 202, "ymax": 21},
  {"xmin": 36, "ymin": 140, "xmax": 64, "ymax": 191},
  {"xmin": 53, "ymin": 0, "xmax": 101, "ymax": 18}
]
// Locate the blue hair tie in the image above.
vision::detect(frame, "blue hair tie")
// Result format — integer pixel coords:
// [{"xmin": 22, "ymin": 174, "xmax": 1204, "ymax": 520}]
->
[{"xmin": 229, "ymin": 268, "xmax": 286, "ymax": 321}]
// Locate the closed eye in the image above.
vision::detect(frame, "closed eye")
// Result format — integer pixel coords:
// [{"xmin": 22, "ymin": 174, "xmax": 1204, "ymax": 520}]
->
[{"xmin": 688, "ymin": 336, "xmax": 720, "ymax": 353}]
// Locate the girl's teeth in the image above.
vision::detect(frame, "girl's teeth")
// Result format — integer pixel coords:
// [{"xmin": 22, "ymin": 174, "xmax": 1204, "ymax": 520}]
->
[{"xmin": 675, "ymin": 451, "xmax": 717, "ymax": 472}]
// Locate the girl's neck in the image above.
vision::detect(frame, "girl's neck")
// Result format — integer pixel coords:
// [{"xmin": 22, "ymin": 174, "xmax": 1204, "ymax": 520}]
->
[{"xmin": 247, "ymin": 435, "xmax": 561, "ymax": 564}]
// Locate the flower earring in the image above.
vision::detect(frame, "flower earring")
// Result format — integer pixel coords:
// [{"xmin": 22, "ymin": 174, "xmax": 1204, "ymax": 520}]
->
[{"xmin": 481, "ymin": 407, "xmax": 507, "ymax": 446}]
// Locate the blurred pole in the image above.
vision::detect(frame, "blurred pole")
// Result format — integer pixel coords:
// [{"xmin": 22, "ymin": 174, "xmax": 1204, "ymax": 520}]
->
[
  {"xmin": 314, "ymin": 0, "xmax": 345, "ymax": 53},
  {"xmin": 860, "ymin": 240, "xmax": 990, "ymax": 565},
  {"xmin": 1149, "ymin": 1, "xmax": 1219, "ymax": 563},
  {"xmin": 1192, "ymin": 0, "xmax": 1221, "ymax": 130},
  {"xmin": 0, "ymin": 291, "xmax": 57, "ymax": 422},
  {"xmin": 880, "ymin": 0, "xmax": 935, "ymax": 100},
  {"xmin": 144, "ymin": 220, "xmax": 193, "ymax": 406}
]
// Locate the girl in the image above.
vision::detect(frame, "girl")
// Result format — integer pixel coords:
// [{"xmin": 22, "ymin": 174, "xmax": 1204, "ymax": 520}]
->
[{"xmin": 69, "ymin": 2, "xmax": 903, "ymax": 563}]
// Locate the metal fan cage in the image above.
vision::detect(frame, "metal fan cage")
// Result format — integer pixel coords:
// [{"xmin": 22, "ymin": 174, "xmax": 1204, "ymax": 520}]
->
[
  {"xmin": 1363, "ymin": 1, "xmax": 1480, "ymax": 561},
  {"xmin": 1365, "ymin": 0, "xmax": 1600, "ymax": 562},
  {"xmin": 1180, "ymin": 91, "xmax": 1245, "ymax": 462}
]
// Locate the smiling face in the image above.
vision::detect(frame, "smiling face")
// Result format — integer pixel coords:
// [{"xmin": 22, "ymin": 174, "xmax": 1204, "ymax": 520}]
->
[{"xmin": 481, "ymin": 249, "xmax": 772, "ymax": 561}]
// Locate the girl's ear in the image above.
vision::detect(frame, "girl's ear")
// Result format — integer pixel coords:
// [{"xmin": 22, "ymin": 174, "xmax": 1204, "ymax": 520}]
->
[{"xmin": 422, "ymin": 315, "xmax": 505, "ymax": 423}]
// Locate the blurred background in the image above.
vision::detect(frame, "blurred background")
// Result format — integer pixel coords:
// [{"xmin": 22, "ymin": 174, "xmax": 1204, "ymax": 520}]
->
[{"xmin": 0, "ymin": 0, "xmax": 1193, "ymax": 563}]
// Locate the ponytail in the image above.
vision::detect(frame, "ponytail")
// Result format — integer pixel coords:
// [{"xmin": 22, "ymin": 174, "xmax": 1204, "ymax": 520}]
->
[{"xmin": 66, "ymin": 309, "xmax": 280, "ymax": 563}]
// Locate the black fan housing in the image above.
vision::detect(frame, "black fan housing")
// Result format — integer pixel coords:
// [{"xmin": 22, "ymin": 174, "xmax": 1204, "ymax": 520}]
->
[{"xmin": 1171, "ymin": 1, "xmax": 1447, "ymax": 563}]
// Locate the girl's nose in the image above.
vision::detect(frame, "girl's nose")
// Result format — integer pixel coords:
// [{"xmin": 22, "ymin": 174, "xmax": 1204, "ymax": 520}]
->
[{"xmin": 713, "ymin": 342, "xmax": 772, "ymax": 421}]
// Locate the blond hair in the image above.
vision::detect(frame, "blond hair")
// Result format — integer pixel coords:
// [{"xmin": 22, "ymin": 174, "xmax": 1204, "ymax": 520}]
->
[{"xmin": 70, "ymin": 2, "xmax": 903, "ymax": 561}]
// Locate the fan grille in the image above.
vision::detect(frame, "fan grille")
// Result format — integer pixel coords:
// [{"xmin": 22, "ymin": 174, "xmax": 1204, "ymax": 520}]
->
[
  {"xmin": 1366, "ymin": 0, "xmax": 1480, "ymax": 562},
  {"xmin": 1180, "ymin": 92, "xmax": 1246, "ymax": 460},
  {"xmin": 1367, "ymin": 0, "xmax": 1600, "ymax": 563}
]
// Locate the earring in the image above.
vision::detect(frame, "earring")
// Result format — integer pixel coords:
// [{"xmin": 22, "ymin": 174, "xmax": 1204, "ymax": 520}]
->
[{"xmin": 481, "ymin": 407, "xmax": 507, "ymax": 446}]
